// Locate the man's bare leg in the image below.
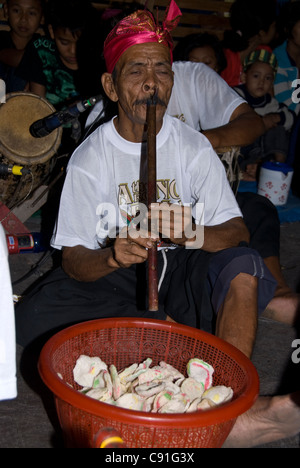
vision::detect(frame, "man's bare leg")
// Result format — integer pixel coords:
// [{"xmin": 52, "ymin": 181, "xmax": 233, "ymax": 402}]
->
[
  {"xmin": 216, "ymin": 270, "xmax": 300, "ymax": 448},
  {"xmin": 215, "ymin": 273, "xmax": 258, "ymax": 358},
  {"xmin": 262, "ymin": 256, "xmax": 300, "ymax": 325},
  {"xmin": 223, "ymin": 392, "xmax": 300, "ymax": 447}
]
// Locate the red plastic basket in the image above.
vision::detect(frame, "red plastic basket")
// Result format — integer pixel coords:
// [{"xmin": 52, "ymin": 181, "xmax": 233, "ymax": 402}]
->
[{"xmin": 38, "ymin": 318, "xmax": 259, "ymax": 448}]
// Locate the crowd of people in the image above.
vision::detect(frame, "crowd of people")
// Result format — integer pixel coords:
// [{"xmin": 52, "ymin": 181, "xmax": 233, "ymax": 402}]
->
[
  {"xmin": 0, "ymin": 0, "xmax": 300, "ymax": 449},
  {"xmin": 2, "ymin": 0, "xmax": 300, "ymax": 176}
]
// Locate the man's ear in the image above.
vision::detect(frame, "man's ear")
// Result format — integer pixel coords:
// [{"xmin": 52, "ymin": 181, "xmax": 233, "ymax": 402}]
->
[{"xmin": 101, "ymin": 73, "xmax": 118, "ymax": 102}]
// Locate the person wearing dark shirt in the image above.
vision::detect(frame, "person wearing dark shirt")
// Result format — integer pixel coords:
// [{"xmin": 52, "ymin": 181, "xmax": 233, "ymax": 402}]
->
[
  {"xmin": 0, "ymin": 0, "xmax": 44, "ymax": 92},
  {"xmin": 16, "ymin": 0, "xmax": 93, "ymax": 108},
  {"xmin": 17, "ymin": 34, "xmax": 80, "ymax": 107}
]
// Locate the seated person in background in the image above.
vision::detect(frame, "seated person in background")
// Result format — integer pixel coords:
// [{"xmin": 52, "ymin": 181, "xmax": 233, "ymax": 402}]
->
[
  {"xmin": 0, "ymin": 0, "xmax": 44, "ymax": 93},
  {"xmin": 221, "ymin": 0, "xmax": 277, "ymax": 87},
  {"xmin": 160, "ymin": 33, "xmax": 299, "ymax": 326},
  {"xmin": 16, "ymin": 0, "xmax": 94, "ymax": 148},
  {"xmin": 172, "ymin": 32, "xmax": 227, "ymax": 74},
  {"xmin": 273, "ymin": 1, "xmax": 300, "ymax": 115},
  {"xmin": 15, "ymin": 0, "xmax": 93, "ymax": 108},
  {"xmin": 234, "ymin": 49, "xmax": 296, "ymax": 180}
]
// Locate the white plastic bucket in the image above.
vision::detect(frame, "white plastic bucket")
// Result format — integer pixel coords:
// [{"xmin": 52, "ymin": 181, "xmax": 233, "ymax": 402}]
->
[{"xmin": 258, "ymin": 162, "xmax": 294, "ymax": 206}]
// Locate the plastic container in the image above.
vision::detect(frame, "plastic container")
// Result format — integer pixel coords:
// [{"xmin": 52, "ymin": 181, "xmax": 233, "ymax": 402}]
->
[
  {"xmin": 258, "ymin": 161, "xmax": 294, "ymax": 206},
  {"xmin": 38, "ymin": 318, "xmax": 259, "ymax": 448},
  {"xmin": 6, "ymin": 232, "xmax": 46, "ymax": 254}
]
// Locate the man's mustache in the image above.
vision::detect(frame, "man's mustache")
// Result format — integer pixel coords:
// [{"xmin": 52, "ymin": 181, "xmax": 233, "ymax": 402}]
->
[{"xmin": 134, "ymin": 97, "xmax": 168, "ymax": 108}]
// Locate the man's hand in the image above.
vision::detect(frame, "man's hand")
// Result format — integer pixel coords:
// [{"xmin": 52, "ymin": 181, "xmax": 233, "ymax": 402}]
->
[
  {"xmin": 262, "ymin": 113, "xmax": 281, "ymax": 131},
  {"xmin": 112, "ymin": 227, "xmax": 157, "ymax": 268},
  {"xmin": 62, "ymin": 227, "xmax": 158, "ymax": 282},
  {"xmin": 149, "ymin": 202, "xmax": 204, "ymax": 248}
]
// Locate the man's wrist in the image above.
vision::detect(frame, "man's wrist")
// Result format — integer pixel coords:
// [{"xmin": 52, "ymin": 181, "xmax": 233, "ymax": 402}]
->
[{"xmin": 107, "ymin": 246, "xmax": 121, "ymax": 269}]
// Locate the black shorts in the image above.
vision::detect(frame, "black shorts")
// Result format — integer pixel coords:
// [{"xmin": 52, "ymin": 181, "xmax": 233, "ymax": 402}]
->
[
  {"xmin": 236, "ymin": 192, "xmax": 280, "ymax": 258},
  {"xmin": 15, "ymin": 246, "xmax": 277, "ymax": 348}
]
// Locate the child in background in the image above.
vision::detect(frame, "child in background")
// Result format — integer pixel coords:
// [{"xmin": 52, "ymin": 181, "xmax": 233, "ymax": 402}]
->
[
  {"xmin": 0, "ymin": 0, "xmax": 44, "ymax": 92},
  {"xmin": 15, "ymin": 0, "xmax": 94, "ymax": 150},
  {"xmin": 16, "ymin": 0, "xmax": 93, "ymax": 108},
  {"xmin": 221, "ymin": 0, "xmax": 277, "ymax": 87},
  {"xmin": 233, "ymin": 49, "xmax": 296, "ymax": 179}
]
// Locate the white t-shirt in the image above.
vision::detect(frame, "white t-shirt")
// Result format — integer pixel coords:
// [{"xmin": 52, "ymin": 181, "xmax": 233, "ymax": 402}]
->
[
  {"xmin": 51, "ymin": 114, "xmax": 241, "ymax": 250},
  {"xmin": 86, "ymin": 61, "xmax": 245, "ymax": 133},
  {"xmin": 0, "ymin": 224, "xmax": 17, "ymax": 401},
  {"xmin": 167, "ymin": 61, "xmax": 245, "ymax": 131}
]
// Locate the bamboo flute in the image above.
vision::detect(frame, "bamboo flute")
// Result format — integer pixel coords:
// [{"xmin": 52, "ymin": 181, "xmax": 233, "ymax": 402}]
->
[{"xmin": 146, "ymin": 94, "xmax": 159, "ymax": 311}]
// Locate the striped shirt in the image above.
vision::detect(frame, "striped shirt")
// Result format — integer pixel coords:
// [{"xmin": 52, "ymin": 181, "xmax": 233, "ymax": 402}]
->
[{"xmin": 273, "ymin": 41, "xmax": 300, "ymax": 115}]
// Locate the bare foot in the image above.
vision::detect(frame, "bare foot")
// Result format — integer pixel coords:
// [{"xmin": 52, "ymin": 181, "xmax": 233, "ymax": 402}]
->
[
  {"xmin": 263, "ymin": 292, "xmax": 300, "ymax": 326},
  {"xmin": 223, "ymin": 392, "xmax": 300, "ymax": 448}
]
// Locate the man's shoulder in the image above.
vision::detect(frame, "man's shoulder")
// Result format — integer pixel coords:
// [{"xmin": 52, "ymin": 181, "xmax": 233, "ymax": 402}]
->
[
  {"xmin": 165, "ymin": 114, "xmax": 212, "ymax": 146},
  {"xmin": 172, "ymin": 61, "xmax": 210, "ymax": 79},
  {"xmin": 31, "ymin": 36, "xmax": 56, "ymax": 53},
  {"xmin": 171, "ymin": 61, "xmax": 231, "ymax": 97}
]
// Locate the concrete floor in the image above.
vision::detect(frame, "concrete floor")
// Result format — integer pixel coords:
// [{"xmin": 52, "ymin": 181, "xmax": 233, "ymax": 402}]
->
[{"xmin": 1, "ymin": 215, "xmax": 300, "ymax": 448}]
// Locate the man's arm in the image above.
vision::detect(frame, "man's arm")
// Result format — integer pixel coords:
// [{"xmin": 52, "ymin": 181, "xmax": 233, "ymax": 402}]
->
[
  {"xmin": 201, "ymin": 217, "xmax": 250, "ymax": 252},
  {"xmin": 202, "ymin": 103, "xmax": 265, "ymax": 151},
  {"xmin": 62, "ymin": 231, "xmax": 157, "ymax": 282},
  {"xmin": 62, "ymin": 245, "xmax": 119, "ymax": 282},
  {"xmin": 62, "ymin": 216, "xmax": 249, "ymax": 282},
  {"xmin": 150, "ymin": 204, "xmax": 250, "ymax": 251},
  {"xmin": 29, "ymin": 81, "xmax": 46, "ymax": 97}
]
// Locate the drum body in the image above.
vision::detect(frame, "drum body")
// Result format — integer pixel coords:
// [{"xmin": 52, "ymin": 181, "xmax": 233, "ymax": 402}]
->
[{"xmin": 0, "ymin": 92, "xmax": 62, "ymax": 208}]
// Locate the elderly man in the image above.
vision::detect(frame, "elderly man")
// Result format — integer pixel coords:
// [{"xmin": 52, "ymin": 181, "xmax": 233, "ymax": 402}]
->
[
  {"xmin": 85, "ymin": 40, "xmax": 300, "ymax": 327},
  {"xmin": 15, "ymin": 1, "xmax": 300, "ymax": 447},
  {"xmin": 16, "ymin": 2, "xmax": 274, "ymax": 355}
]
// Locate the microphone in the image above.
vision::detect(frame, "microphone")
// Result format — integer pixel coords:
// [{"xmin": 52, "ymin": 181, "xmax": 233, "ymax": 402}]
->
[
  {"xmin": 30, "ymin": 95, "xmax": 102, "ymax": 138},
  {"xmin": 0, "ymin": 164, "xmax": 31, "ymax": 176}
]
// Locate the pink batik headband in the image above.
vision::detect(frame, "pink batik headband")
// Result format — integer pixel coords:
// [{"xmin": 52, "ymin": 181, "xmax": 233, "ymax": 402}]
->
[{"xmin": 103, "ymin": 0, "xmax": 182, "ymax": 73}]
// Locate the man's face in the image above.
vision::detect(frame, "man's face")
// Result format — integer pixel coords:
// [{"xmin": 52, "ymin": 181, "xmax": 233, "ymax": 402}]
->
[
  {"xmin": 49, "ymin": 26, "xmax": 81, "ymax": 70},
  {"xmin": 188, "ymin": 46, "xmax": 219, "ymax": 72},
  {"xmin": 105, "ymin": 42, "xmax": 174, "ymax": 139}
]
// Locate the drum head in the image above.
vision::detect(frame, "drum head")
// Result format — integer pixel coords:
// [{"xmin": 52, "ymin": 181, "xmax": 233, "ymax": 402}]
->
[{"xmin": 0, "ymin": 92, "xmax": 62, "ymax": 165}]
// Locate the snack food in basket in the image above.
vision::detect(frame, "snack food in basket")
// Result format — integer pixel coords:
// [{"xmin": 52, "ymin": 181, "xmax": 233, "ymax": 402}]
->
[
  {"xmin": 39, "ymin": 318, "xmax": 260, "ymax": 448},
  {"xmin": 71, "ymin": 355, "xmax": 233, "ymax": 414}
]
